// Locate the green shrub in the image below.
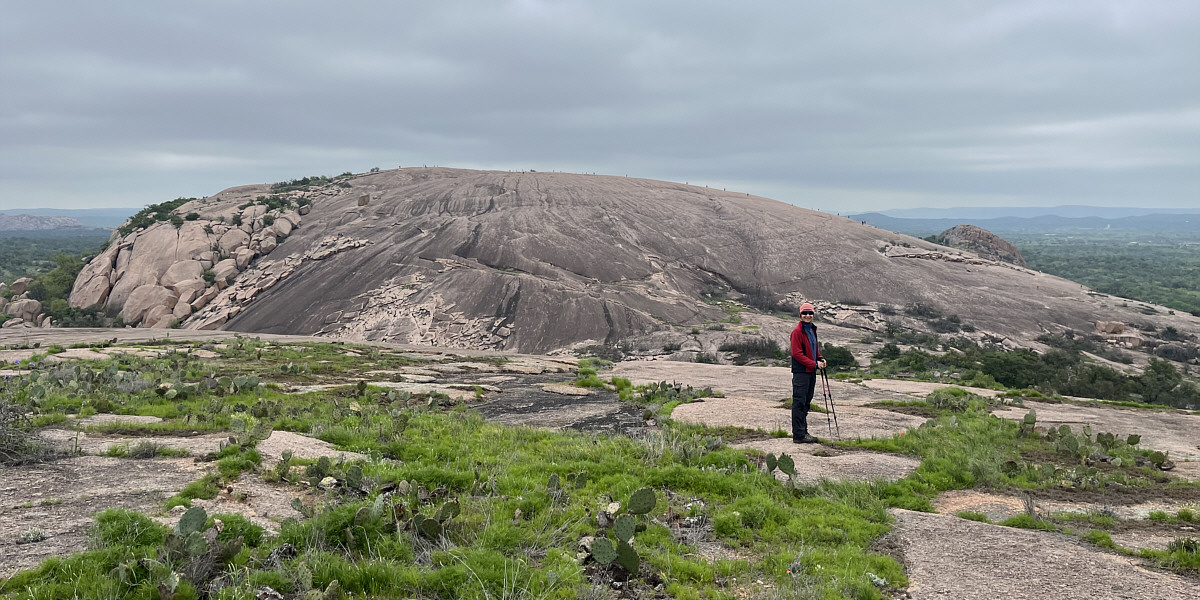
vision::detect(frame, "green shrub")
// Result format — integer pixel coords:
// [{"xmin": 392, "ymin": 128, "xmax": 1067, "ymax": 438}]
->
[
  {"xmin": 717, "ymin": 338, "xmax": 783, "ymax": 365},
  {"xmin": 821, "ymin": 343, "xmax": 857, "ymax": 371},
  {"xmin": 926, "ymin": 387, "xmax": 975, "ymax": 412}
]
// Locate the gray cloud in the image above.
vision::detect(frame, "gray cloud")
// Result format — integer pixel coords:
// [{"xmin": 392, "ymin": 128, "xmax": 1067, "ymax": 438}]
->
[{"xmin": 2, "ymin": 0, "xmax": 1197, "ymax": 211}]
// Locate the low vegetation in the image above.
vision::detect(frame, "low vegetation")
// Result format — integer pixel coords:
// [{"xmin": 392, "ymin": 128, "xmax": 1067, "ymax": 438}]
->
[
  {"xmin": 866, "ymin": 332, "xmax": 1199, "ymax": 410},
  {"xmin": 1, "ymin": 336, "xmax": 1196, "ymax": 599},
  {"xmin": 1012, "ymin": 232, "xmax": 1200, "ymax": 317}
]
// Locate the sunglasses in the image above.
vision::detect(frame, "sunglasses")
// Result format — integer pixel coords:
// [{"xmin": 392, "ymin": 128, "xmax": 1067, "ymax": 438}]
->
[{"xmin": 800, "ymin": 312, "xmax": 814, "ymax": 316}]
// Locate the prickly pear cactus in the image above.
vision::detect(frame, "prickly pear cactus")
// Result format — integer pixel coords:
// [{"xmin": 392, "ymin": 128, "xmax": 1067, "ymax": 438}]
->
[
  {"xmin": 436, "ymin": 500, "xmax": 460, "ymax": 523},
  {"xmin": 615, "ymin": 540, "xmax": 639, "ymax": 574},
  {"xmin": 591, "ymin": 537, "xmax": 617, "ymax": 565},
  {"xmin": 628, "ymin": 487, "xmax": 655, "ymax": 515},
  {"xmin": 177, "ymin": 506, "xmax": 207, "ymax": 535},
  {"xmin": 613, "ymin": 514, "xmax": 635, "ymax": 543},
  {"xmin": 416, "ymin": 514, "xmax": 443, "ymax": 539},
  {"xmin": 345, "ymin": 465, "xmax": 363, "ymax": 490},
  {"xmin": 547, "ymin": 473, "xmax": 560, "ymax": 492},
  {"xmin": 1126, "ymin": 434, "xmax": 1141, "ymax": 446},
  {"xmin": 766, "ymin": 453, "xmax": 778, "ymax": 472},
  {"xmin": 777, "ymin": 454, "xmax": 795, "ymax": 477}
]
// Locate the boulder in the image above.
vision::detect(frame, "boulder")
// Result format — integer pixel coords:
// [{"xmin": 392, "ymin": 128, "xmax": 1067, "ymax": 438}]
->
[
  {"xmin": 107, "ymin": 271, "xmax": 158, "ymax": 312},
  {"xmin": 273, "ymin": 216, "xmax": 293, "ymax": 236},
  {"xmin": 219, "ymin": 228, "xmax": 250, "ymax": 256},
  {"xmin": 1097, "ymin": 321, "xmax": 1126, "ymax": 335},
  {"xmin": 171, "ymin": 278, "xmax": 208, "ymax": 305},
  {"xmin": 2, "ymin": 317, "xmax": 26, "ymax": 329},
  {"xmin": 235, "ymin": 248, "xmax": 256, "ymax": 269},
  {"xmin": 241, "ymin": 205, "xmax": 266, "ymax": 221},
  {"xmin": 357, "ymin": 194, "xmax": 370, "ymax": 206},
  {"xmin": 172, "ymin": 300, "xmax": 193, "ymax": 320},
  {"xmin": 298, "ymin": 204, "xmax": 311, "ymax": 216},
  {"xmin": 0, "ymin": 283, "xmax": 6, "ymax": 296},
  {"xmin": 142, "ymin": 305, "xmax": 175, "ymax": 328},
  {"xmin": 260, "ymin": 235, "xmax": 278, "ymax": 254},
  {"xmin": 0, "ymin": 298, "xmax": 7, "ymax": 314},
  {"xmin": 161, "ymin": 260, "xmax": 203, "ymax": 288},
  {"xmin": 123, "ymin": 285, "xmax": 178, "ymax": 326},
  {"xmin": 8, "ymin": 298, "xmax": 41, "ymax": 322},
  {"xmin": 40, "ymin": 315, "xmax": 52, "ymax": 328},
  {"xmin": 213, "ymin": 259, "xmax": 239, "ymax": 285},
  {"xmin": 114, "ymin": 244, "xmax": 133, "ymax": 279},
  {"xmin": 10, "ymin": 277, "xmax": 32, "ymax": 296},
  {"xmin": 175, "ymin": 221, "xmax": 214, "ymax": 261},
  {"xmin": 68, "ymin": 241, "xmax": 119, "ymax": 309},
  {"xmin": 191, "ymin": 285, "xmax": 220, "ymax": 310}
]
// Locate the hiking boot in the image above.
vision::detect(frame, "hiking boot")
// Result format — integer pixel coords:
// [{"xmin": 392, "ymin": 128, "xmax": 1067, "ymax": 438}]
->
[{"xmin": 793, "ymin": 434, "xmax": 818, "ymax": 444}]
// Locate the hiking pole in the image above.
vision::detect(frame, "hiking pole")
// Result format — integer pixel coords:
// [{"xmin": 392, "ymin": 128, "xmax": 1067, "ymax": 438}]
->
[{"xmin": 820, "ymin": 368, "xmax": 840, "ymax": 438}]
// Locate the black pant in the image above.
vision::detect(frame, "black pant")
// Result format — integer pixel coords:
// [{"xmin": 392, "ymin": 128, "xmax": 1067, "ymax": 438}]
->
[{"xmin": 792, "ymin": 370, "xmax": 816, "ymax": 439}]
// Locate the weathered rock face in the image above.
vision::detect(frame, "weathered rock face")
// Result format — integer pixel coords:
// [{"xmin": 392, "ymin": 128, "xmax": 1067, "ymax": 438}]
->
[
  {"xmin": 934, "ymin": 225, "xmax": 1027, "ymax": 267},
  {"xmin": 67, "ymin": 168, "xmax": 1199, "ymax": 354},
  {"xmin": 67, "ymin": 183, "xmax": 301, "ymax": 325}
]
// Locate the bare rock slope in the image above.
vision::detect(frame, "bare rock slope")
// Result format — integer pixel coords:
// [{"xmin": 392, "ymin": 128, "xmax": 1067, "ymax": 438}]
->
[
  {"xmin": 935, "ymin": 223, "xmax": 1028, "ymax": 267},
  {"xmin": 69, "ymin": 168, "xmax": 1198, "ymax": 353}
]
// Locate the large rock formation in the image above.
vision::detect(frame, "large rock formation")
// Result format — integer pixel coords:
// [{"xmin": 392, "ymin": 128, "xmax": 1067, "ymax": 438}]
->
[
  {"xmin": 934, "ymin": 224, "xmax": 1027, "ymax": 267},
  {"xmin": 68, "ymin": 187, "xmax": 303, "ymax": 327},
  {"xmin": 67, "ymin": 168, "xmax": 1198, "ymax": 355}
]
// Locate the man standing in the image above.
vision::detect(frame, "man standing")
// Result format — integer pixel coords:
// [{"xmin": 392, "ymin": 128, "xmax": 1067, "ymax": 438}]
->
[{"xmin": 790, "ymin": 302, "xmax": 825, "ymax": 443}]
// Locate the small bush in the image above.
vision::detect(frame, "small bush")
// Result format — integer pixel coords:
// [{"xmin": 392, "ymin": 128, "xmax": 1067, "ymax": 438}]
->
[
  {"xmin": 957, "ymin": 511, "xmax": 990, "ymax": 523},
  {"xmin": 873, "ymin": 343, "xmax": 901, "ymax": 361},
  {"xmin": 905, "ymin": 302, "xmax": 941, "ymax": 319},
  {"xmin": 926, "ymin": 387, "xmax": 976, "ymax": 412},
  {"xmin": 821, "ymin": 343, "xmax": 857, "ymax": 371},
  {"xmin": 999, "ymin": 514, "xmax": 1058, "ymax": 532},
  {"xmin": 718, "ymin": 338, "xmax": 782, "ymax": 365}
]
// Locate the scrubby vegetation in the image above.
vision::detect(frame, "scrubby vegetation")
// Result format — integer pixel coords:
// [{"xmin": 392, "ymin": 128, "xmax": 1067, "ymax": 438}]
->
[
  {"xmin": 116, "ymin": 197, "xmax": 198, "ymax": 237},
  {"xmin": 1, "ymin": 336, "xmax": 1196, "ymax": 599},
  {"xmin": 0, "ymin": 337, "xmax": 913, "ymax": 599},
  {"xmin": 865, "ymin": 332, "xmax": 1199, "ymax": 410},
  {"xmin": 1012, "ymin": 232, "xmax": 1200, "ymax": 316},
  {"xmin": 0, "ymin": 235, "xmax": 111, "ymax": 286}
]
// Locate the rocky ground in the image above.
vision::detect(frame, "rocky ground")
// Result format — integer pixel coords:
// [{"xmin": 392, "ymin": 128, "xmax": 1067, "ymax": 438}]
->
[{"xmin": 2, "ymin": 329, "xmax": 1198, "ymax": 597}]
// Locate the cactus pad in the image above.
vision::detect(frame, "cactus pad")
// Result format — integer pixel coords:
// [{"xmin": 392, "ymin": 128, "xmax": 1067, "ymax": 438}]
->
[
  {"xmin": 615, "ymin": 540, "xmax": 639, "ymax": 574},
  {"xmin": 177, "ymin": 506, "xmax": 207, "ymax": 536},
  {"xmin": 765, "ymin": 453, "xmax": 778, "ymax": 472},
  {"xmin": 613, "ymin": 514, "xmax": 635, "ymax": 543},
  {"xmin": 436, "ymin": 500, "xmax": 461, "ymax": 523},
  {"xmin": 591, "ymin": 537, "xmax": 617, "ymax": 565},
  {"xmin": 777, "ymin": 453, "xmax": 795, "ymax": 477},
  {"xmin": 628, "ymin": 487, "xmax": 655, "ymax": 515}
]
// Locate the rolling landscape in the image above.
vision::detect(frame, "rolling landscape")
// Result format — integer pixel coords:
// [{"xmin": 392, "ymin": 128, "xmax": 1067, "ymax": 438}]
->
[
  {"xmin": 4, "ymin": 3, "xmax": 1198, "ymax": 599},
  {"xmin": 2, "ymin": 169, "xmax": 1199, "ymax": 600}
]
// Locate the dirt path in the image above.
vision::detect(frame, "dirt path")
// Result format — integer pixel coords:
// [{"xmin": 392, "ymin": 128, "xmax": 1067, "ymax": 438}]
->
[
  {"xmin": 992, "ymin": 400, "xmax": 1200, "ymax": 481},
  {"xmin": 891, "ymin": 508, "xmax": 1200, "ymax": 599}
]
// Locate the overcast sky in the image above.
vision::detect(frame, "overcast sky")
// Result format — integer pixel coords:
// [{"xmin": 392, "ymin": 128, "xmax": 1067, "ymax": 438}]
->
[{"xmin": 1, "ymin": 1, "xmax": 1197, "ymax": 212}]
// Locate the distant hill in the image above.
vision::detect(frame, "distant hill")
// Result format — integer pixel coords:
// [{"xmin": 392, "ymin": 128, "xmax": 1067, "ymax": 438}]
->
[
  {"xmin": 869, "ymin": 205, "xmax": 1200, "ymax": 220},
  {"xmin": 848, "ymin": 212, "xmax": 1200, "ymax": 236},
  {"xmin": 0, "ymin": 214, "xmax": 90, "ymax": 231},
  {"xmin": 0, "ymin": 208, "xmax": 136, "ymax": 229}
]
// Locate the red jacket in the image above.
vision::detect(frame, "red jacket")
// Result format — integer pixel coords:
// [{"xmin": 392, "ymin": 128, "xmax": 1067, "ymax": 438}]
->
[{"xmin": 790, "ymin": 321, "xmax": 822, "ymax": 373}]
